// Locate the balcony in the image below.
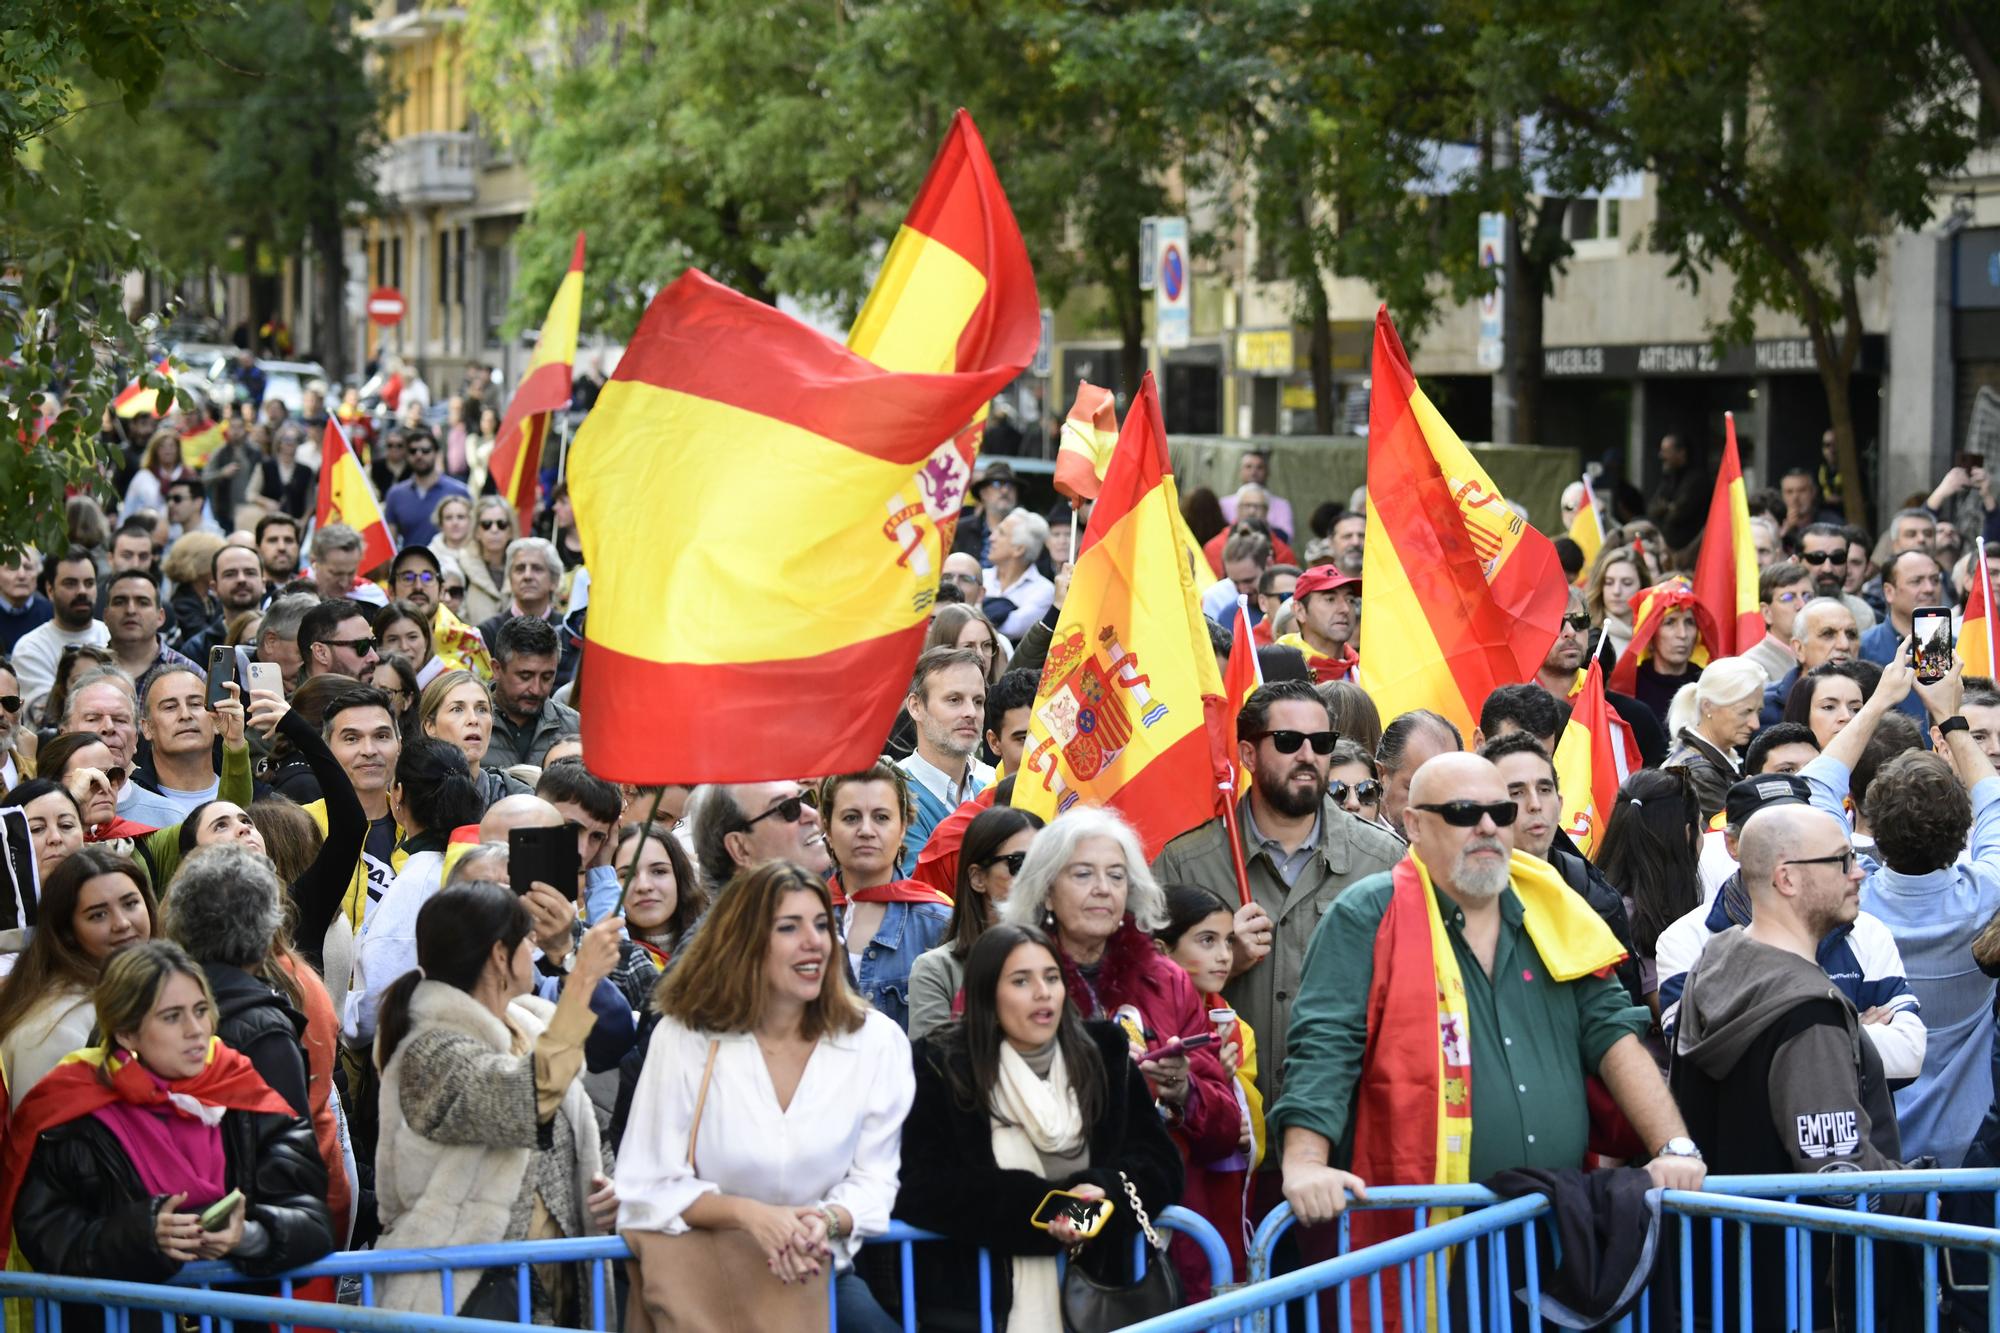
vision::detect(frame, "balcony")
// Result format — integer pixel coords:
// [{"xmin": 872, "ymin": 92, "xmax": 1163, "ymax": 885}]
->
[
  {"xmin": 360, "ymin": 4, "xmax": 465, "ymax": 45},
  {"xmin": 376, "ymin": 131, "xmax": 477, "ymax": 208}
]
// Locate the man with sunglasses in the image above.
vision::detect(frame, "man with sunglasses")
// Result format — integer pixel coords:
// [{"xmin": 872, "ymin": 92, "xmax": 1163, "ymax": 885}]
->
[
  {"xmin": 0, "ymin": 656, "xmax": 25, "ymax": 789},
  {"xmin": 1273, "ymin": 751, "xmax": 1703, "ymax": 1239},
  {"xmin": 687, "ymin": 780, "xmax": 831, "ymax": 894},
  {"xmin": 1529, "ymin": 590, "xmax": 1666, "ymax": 771},
  {"xmin": 1798, "ymin": 521, "xmax": 1878, "ymax": 632},
  {"xmin": 297, "ymin": 598, "xmax": 380, "ymax": 683},
  {"xmin": 382, "ymin": 427, "xmax": 470, "ymax": 548},
  {"xmin": 1152, "ymin": 680, "xmax": 1402, "ymax": 1126}
]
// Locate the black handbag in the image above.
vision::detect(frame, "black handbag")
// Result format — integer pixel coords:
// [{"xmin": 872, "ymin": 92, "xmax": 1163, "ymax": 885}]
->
[{"xmin": 1060, "ymin": 1171, "xmax": 1183, "ymax": 1332}]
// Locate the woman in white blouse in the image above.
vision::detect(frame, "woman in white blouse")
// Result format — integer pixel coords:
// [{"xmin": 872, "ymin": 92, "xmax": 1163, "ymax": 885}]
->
[{"xmin": 618, "ymin": 860, "xmax": 913, "ymax": 1333}]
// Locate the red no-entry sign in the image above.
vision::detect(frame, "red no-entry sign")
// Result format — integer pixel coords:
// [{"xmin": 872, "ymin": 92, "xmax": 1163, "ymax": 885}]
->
[{"xmin": 367, "ymin": 286, "xmax": 407, "ymax": 327}]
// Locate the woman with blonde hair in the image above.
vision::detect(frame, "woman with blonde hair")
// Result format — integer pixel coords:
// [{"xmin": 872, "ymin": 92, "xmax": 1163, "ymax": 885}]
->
[
  {"xmin": 459, "ymin": 496, "xmax": 517, "ymax": 625},
  {"xmin": 419, "ymin": 669, "xmax": 531, "ymax": 809},
  {"xmin": 1584, "ymin": 545, "xmax": 1650, "ymax": 671},
  {"xmin": 1662, "ymin": 656, "xmax": 1768, "ymax": 822},
  {"xmin": 618, "ymin": 861, "xmax": 912, "ymax": 1333},
  {"xmin": 924, "ymin": 603, "xmax": 1011, "ymax": 685}
]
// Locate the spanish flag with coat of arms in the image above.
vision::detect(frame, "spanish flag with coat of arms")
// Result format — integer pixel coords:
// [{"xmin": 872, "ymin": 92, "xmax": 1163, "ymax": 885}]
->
[
  {"xmin": 568, "ymin": 110, "xmax": 1037, "ymax": 783},
  {"xmin": 1014, "ymin": 374, "xmax": 1230, "ymax": 857}
]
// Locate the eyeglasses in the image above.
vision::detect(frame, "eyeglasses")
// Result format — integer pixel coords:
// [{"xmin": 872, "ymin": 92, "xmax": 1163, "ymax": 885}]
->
[
  {"xmin": 443, "ymin": 585, "xmax": 466, "ymax": 599},
  {"xmin": 941, "ymin": 573, "xmax": 981, "ymax": 589},
  {"xmin": 979, "ymin": 850, "xmax": 1028, "ymax": 875},
  {"xmin": 1561, "ymin": 613, "xmax": 1591, "ymax": 633},
  {"xmin": 1800, "ymin": 551, "xmax": 1840, "ymax": 566},
  {"xmin": 1413, "ymin": 800, "xmax": 1519, "ymax": 827},
  {"xmin": 1782, "ymin": 848, "xmax": 1857, "ymax": 875},
  {"xmin": 1246, "ymin": 729, "xmax": 1339, "ymax": 755},
  {"xmin": 1330, "ymin": 779, "xmax": 1383, "ymax": 806},
  {"xmin": 410, "ymin": 448, "xmax": 436, "ymax": 458},
  {"xmin": 0, "ymin": 695, "xmax": 17, "ymax": 714},
  {"xmin": 1774, "ymin": 591, "xmax": 1806, "ymax": 606},
  {"xmin": 479, "ymin": 519, "xmax": 511, "ymax": 531},
  {"xmin": 325, "ymin": 636, "xmax": 378, "ymax": 655},
  {"xmin": 396, "ymin": 570, "xmax": 438, "ymax": 585},
  {"xmin": 743, "ymin": 791, "xmax": 815, "ymax": 828}
]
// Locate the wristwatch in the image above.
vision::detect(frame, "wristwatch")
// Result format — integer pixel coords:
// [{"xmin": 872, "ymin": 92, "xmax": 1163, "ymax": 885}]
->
[
  {"xmin": 1656, "ymin": 1136, "xmax": 1703, "ymax": 1161},
  {"xmin": 1939, "ymin": 716, "xmax": 1971, "ymax": 738}
]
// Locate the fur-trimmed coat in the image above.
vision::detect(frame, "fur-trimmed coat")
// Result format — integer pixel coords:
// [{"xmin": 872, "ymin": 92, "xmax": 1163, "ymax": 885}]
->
[{"xmin": 373, "ymin": 982, "xmax": 603, "ymax": 1314}]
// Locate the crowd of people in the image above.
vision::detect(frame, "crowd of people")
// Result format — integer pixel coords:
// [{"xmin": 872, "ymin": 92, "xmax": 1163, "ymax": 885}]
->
[{"xmin": 0, "ymin": 395, "xmax": 1994, "ymax": 1330}]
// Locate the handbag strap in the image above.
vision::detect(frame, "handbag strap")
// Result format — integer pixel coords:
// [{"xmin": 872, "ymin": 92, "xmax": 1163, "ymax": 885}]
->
[
  {"xmin": 685, "ymin": 1038, "xmax": 721, "ymax": 1171},
  {"xmin": 1119, "ymin": 1171, "xmax": 1164, "ymax": 1253}
]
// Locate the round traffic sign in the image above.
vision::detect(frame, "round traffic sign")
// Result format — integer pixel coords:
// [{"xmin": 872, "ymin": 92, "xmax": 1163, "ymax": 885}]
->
[
  {"xmin": 367, "ymin": 286, "xmax": 407, "ymax": 327},
  {"xmin": 1161, "ymin": 244, "xmax": 1186, "ymax": 301}
]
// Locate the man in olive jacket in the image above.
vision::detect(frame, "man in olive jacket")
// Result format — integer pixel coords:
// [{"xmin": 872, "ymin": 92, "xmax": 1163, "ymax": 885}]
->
[{"xmin": 1151, "ymin": 680, "xmax": 1402, "ymax": 1119}]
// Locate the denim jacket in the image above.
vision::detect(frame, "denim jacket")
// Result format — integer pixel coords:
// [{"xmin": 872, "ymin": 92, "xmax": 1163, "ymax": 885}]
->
[{"xmin": 846, "ymin": 900, "xmax": 953, "ymax": 1030}]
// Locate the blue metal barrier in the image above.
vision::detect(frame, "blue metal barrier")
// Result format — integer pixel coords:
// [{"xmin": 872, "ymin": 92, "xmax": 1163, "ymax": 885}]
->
[{"xmin": 143, "ymin": 1205, "xmax": 1230, "ymax": 1333}]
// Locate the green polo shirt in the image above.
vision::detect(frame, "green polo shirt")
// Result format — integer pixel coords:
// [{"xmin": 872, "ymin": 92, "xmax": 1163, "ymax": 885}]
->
[{"xmin": 1270, "ymin": 870, "xmax": 1649, "ymax": 1182}]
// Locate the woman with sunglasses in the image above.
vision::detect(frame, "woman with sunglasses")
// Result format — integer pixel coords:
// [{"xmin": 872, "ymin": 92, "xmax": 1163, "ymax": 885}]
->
[
  {"xmin": 459, "ymin": 497, "xmax": 517, "ymax": 626},
  {"xmin": 815, "ymin": 762, "xmax": 953, "ymax": 1031},
  {"xmin": 0, "ymin": 656, "xmax": 33, "ymax": 789},
  {"xmin": 907, "ymin": 803, "xmax": 1043, "ymax": 1040},
  {"xmin": 1326, "ymin": 739, "xmax": 1392, "ymax": 832},
  {"xmin": 1595, "ymin": 767, "xmax": 1703, "ymax": 1031}
]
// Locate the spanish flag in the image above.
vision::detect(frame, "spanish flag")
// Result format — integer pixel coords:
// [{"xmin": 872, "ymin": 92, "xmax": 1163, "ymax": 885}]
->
[
  {"xmin": 1567, "ymin": 474, "xmax": 1604, "ymax": 580},
  {"xmin": 315, "ymin": 417, "xmax": 396, "ymax": 575},
  {"xmin": 1607, "ymin": 577, "xmax": 1718, "ymax": 696},
  {"xmin": 1964, "ymin": 539, "xmax": 1995, "ymax": 679},
  {"xmin": 1359, "ymin": 307, "xmax": 1568, "ymax": 739},
  {"xmin": 1016, "ymin": 375, "xmax": 1228, "ymax": 856},
  {"xmin": 1554, "ymin": 659, "xmax": 1622, "ymax": 857},
  {"xmin": 1053, "ymin": 381, "xmax": 1119, "ymax": 502},
  {"xmin": 176, "ymin": 414, "xmax": 227, "ymax": 469},
  {"xmin": 568, "ymin": 111, "xmax": 1037, "ymax": 783},
  {"xmin": 1221, "ymin": 601, "xmax": 1263, "ymax": 799},
  {"xmin": 488, "ymin": 232, "xmax": 585, "ymax": 531},
  {"xmin": 112, "ymin": 358, "xmax": 174, "ymax": 418},
  {"xmin": 1691, "ymin": 411, "xmax": 1764, "ymax": 656},
  {"xmin": 431, "ymin": 601, "xmax": 493, "ymax": 679}
]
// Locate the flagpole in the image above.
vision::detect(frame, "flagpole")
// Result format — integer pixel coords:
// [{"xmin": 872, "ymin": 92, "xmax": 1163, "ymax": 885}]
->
[{"xmin": 1217, "ymin": 783, "xmax": 1255, "ymax": 908}]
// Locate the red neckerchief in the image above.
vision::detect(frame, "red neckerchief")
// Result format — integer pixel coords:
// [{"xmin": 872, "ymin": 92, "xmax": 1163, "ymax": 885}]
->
[{"xmin": 844, "ymin": 878, "xmax": 953, "ymax": 907}]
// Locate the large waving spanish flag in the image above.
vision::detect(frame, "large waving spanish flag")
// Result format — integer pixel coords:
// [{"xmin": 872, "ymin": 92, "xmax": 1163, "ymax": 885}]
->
[
  {"xmin": 488, "ymin": 232, "xmax": 585, "ymax": 531},
  {"xmin": 568, "ymin": 111, "xmax": 1037, "ymax": 783},
  {"xmin": 315, "ymin": 417, "xmax": 396, "ymax": 575},
  {"xmin": 1691, "ymin": 411, "xmax": 1763, "ymax": 656},
  {"xmin": 1053, "ymin": 381, "xmax": 1119, "ymax": 502},
  {"xmin": 1554, "ymin": 659, "xmax": 1622, "ymax": 858},
  {"xmin": 1359, "ymin": 308, "xmax": 1568, "ymax": 738},
  {"xmin": 1015, "ymin": 375, "xmax": 1228, "ymax": 856}
]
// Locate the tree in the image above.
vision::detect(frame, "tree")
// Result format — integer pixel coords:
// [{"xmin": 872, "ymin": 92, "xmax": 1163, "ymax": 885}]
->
[
  {"xmin": 1485, "ymin": 0, "xmax": 1978, "ymax": 523},
  {"xmin": 0, "ymin": 0, "xmax": 224, "ymax": 558}
]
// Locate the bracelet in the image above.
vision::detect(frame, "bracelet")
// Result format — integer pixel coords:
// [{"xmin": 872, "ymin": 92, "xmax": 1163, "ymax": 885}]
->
[
  {"xmin": 819, "ymin": 1205, "xmax": 845, "ymax": 1242},
  {"xmin": 1938, "ymin": 715, "xmax": 1970, "ymax": 738}
]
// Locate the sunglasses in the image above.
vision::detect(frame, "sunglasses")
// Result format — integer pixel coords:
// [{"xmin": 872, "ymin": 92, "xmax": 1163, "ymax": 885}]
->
[
  {"xmin": 397, "ymin": 569, "xmax": 438, "ymax": 585},
  {"xmin": 443, "ymin": 585, "xmax": 466, "ymax": 598},
  {"xmin": 1800, "ymin": 551, "xmax": 1841, "ymax": 566},
  {"xmin": 979, "ymin": 850, "xmax": 1029, "ymax": 875},
  {"xmin": 0, "ymin": 695, "xmax": 17, "ymax": 714},
  {"xmin": 479, "ymin": 518, "xmax": 511, "ymax": 531},
  {"xmin": 1561, "ymin": 613, "xmax": 1591, "ymax": 633},
  {"xmin": 1330, "ymin": 779, "xmax": 1383, "ymax": 806},
  {"xmin": 744, "ymin": 792, "xmax": 815, "ymax": 828},
  {"xmin": 1246, "ymin": 729, "xmax": 1339, "ymax": 755},
  {"xmin": 1413, "ymin": 800, "xmax": 1519, "ymax": 827},
  {"xmin": 326, "ymin": 636, "xmax": 378, "ymax": 655},
  {"xmin": 410, "ymin": 448, "xmax": 436, "ymax": 458}
]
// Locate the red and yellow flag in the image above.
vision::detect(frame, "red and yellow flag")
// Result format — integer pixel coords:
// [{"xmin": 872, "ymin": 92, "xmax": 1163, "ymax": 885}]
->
[
  {"xmin": 1221, "ymin": 601, "xmax": 1263, "ymax": 799},
  {"xmin": 488, "ymin": 232, "xmax": 586, "ymax": 531},
  {"xmin": 113, "ymin": 358, "xmax": 175, "ymax": 418},
  {"xmin": 1691, "ymin": 411, "xmax": 1763, "ymax": 656},
  {"xmin": 1554, "ymin": 659, "xmax": 1622, "ymax": 858},
  {"xmin": 431, "ymin": 601, "xmax": 493, "ymax": 680},
  {"xmin": 175, "ymin": 414, "xmax": 227, "ymax": 469},
  {"xmin": 1053, "ymin": 381, "xmax": 1119, "ymax": 502},
  {"xmin": 568, "ymin": 111, "xmax": 1037, "ymax": 783},
  {"xmin": 1607, "ymin": 577, "xmax": 1718, "ymax": 696},
  {"xmin": 1964, "ymin": 539, "xmax": 1995, "ymax": 679},
  {"xmin": 1016, "ymin": 375, "xmax": 1226, "ymax": 856},
  {"xmin": 1567, "ymin": 474, "xmax": 1604, "ymax": 582},
  {"xmin": 1359, "ymin": 307, "xmax": 1568, "ymax": 738},
  {"xmin": 315, "ymin": 418, "xmax": 396, "ymax": 575}
]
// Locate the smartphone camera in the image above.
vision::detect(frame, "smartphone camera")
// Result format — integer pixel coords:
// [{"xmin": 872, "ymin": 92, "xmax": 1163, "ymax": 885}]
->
[{"xmin": 1911, "ymin": 606, "xmax": 1954, "ymax": 685}]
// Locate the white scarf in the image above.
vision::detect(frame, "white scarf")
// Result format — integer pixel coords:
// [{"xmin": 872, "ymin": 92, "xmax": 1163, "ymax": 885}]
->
[{"xmin": 989, "ymin": 1042, "xmax": 1083, "ymax": 1333}]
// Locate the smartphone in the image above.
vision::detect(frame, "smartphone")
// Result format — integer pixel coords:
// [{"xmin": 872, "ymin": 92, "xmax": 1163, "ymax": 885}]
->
[
  {"xmin": 1031, "ymin": 1190, "xmax": 1114, "ymax": 1239},
  {"xmin": 1136, "ymin": 1032, "xmax": 1216, "ymax": 1065},
  {"xmin": 205, "ymin": 645, "xmax": 239, "ymax": 710},
  {"xmin": 244, "ymin": 661, "xmax": 282, "ymax": 696},
  {"xmin": 1911, "ymin": 605, "xmax": 1955, "ymax": 685},
  {"xmin": 510, "ymin": 825, "xmax": 580, "ymax": 900},
  {"xmin": 1958, "ymin": 451, "xmax": 1985, "ymax": 472},
  {"xmin": 199, "ymin": 1189, "xmax": 244, "ymax": 1232}
]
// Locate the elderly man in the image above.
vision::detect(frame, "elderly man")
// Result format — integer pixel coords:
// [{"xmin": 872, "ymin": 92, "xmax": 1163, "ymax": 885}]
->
[
  {"xmin": 1760, "ymin": 595, "xmax": 1861, "ymax": 726},
  {"xmin": 1376, "ymin": 708, "xmax": 1462, "ymax": 830},
  {"xmin": 939, "ymin": 551, "xmax": 985, "ymax": 607},
  {"xmin": 981, "ymin": 507, "xmax": 1056, "ymax": 640},
  {"xmin": 1275, "ymin": 752, "xmax": 1704, "ymax": 1245},
  {"xmin": 1219, "ymin": 449, "xmax": 1295, "ymax": 537},
  {"xmin": 477, "ymin": 537, "xmax": 566, "ymax": 644}
]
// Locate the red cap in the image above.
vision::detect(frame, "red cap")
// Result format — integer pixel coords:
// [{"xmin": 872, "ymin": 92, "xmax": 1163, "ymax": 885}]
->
[{"xmin": 1292, "ymin": 565, "xmax": 1361, "ymax": 599}]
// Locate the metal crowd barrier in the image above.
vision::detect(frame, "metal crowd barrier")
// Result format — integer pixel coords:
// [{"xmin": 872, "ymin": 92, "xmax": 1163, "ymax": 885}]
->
[{"xmin": 1125, "ymin": 1167, "xmax": 2000, "ymax": 1333}]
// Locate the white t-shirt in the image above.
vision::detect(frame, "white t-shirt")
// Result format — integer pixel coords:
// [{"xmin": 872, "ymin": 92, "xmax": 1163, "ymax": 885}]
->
[{"xmin": 14, "ymin": 619, "xmax": 109, "ymax": 713}]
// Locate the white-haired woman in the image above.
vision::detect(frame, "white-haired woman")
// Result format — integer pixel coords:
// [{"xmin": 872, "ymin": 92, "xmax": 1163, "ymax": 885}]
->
[
  {"xmin": 998, "ymin": 807, "xmax": 1239, "ymax": 1173},
  {"xmin": 1663, "ymin": 655, "xmax": 1768, "ymax": 824}
]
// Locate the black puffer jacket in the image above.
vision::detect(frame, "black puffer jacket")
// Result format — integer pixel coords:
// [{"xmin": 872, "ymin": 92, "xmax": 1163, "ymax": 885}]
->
[
  {"xmin": 204, "ymin": 962, "xmax": 312, "ymax": 1121},
  {"xmin": 16, "ymin": 1102, "xmax": 332, "ymax": 1333},
  {"xmin": 892, "ymin": 1021, "xmax": 1184, "ymax": 1332}
]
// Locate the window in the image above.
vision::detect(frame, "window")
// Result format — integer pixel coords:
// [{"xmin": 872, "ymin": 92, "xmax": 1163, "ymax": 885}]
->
[
  {"xmin": 481, "ymin": 245, "xmax": 509, "ymax": 347},
  {"xmin": 1560, "ymin": 197, "xmax": 1623, "ymax": 248}
]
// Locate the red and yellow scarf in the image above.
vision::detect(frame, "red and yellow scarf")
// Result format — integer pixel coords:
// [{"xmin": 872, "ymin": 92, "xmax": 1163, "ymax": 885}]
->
[{"xmin": 1607, "ymin": 577, "xmax": 1718, "ymax": 696}]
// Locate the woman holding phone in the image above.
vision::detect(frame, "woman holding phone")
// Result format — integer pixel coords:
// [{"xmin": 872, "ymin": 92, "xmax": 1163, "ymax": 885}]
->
[
  {"xmin": 2, "ymin": 940, "xmax": 332, "ymax": 1331},
  {"xmin": 895, "ymin": 923, "xmax": 1183, "ymax": 1331}
]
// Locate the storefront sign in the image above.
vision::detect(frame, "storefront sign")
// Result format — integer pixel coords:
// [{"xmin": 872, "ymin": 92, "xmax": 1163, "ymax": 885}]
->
[{"xmin": 1543, "ymin": 335, "xmax": 1881, "ymax": 378}]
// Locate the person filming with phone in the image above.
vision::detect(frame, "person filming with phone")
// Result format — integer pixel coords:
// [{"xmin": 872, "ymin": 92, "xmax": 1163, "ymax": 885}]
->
[
  {"xmin": 1, "ymin": 941, "xmax": 333, "ymax": 1333},
  {"xmin": 894, "ymin": 923, "xmax": 1184, "ymax": 1331},
  {"xmin": 1857, "ymin": 549, "xmax": 1945, "ymax": 731}
]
